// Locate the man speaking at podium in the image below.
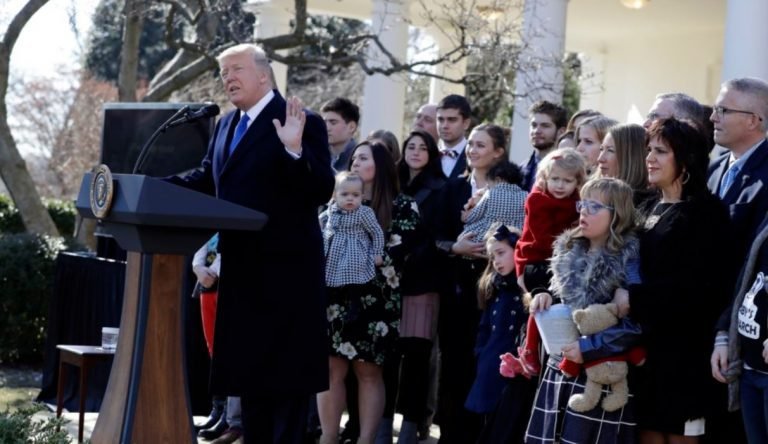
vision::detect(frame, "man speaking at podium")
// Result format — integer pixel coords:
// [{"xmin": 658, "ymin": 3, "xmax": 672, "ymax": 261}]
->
[{"xmin": 166, "ymin": 43, "xmax": 334, "ymax": 443}]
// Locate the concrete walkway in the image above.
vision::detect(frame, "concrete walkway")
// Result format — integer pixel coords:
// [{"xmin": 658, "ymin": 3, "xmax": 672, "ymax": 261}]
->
[{"xmin": 39, "ymin": 409, "xmax": 440, "ymax": 443}]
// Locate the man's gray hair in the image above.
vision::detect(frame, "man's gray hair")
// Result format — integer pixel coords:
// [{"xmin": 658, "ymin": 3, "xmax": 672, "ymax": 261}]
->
[
  {"xmin": 656, "ymin": 92, "xmax": 704, "ymax": 123},
  {"xmin": 723, "ymin": 77, "xmax": 768, "ymax": 131}
]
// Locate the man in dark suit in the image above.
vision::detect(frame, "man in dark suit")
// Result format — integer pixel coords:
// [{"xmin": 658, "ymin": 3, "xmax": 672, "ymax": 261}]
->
[
  {"xmin": 707, "ymin": 77, "xmax": 768, "ymax": 260},
  {"xmin": 708, "ymin": 77, "xmax": 768, "ymax": 444},
  {"xmin": 167, "ymin": 43, "xmax": 334, "ymax": 443},
  {"xmin": 436, "ymin": 95, "xmax": 471, "ymax": 180},
  {"xmin": 519, "ymin": 100, "xmax": 566, "ymax": 191}
]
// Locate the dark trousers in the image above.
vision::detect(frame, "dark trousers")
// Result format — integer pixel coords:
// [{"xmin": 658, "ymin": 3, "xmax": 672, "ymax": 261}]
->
[
  {"xmin": 437, "ymin": 274, "xmax": 483, "ymax": 444},
  {"xmin": 398, "ymin": 337, "xmax": 433, "ymax": 422},
  {"xmin": 477, "ymin": 378, "xmax": 537, "ymax": 444},
  {"xmin": 241, "ymin": 394, "xmax": 309, "ymax": 444}
]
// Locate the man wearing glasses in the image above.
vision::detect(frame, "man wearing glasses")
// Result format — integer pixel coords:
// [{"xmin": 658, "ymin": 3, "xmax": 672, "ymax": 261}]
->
[
  {"xmin": 709, "ymin": 77, "xmax": 768, "ymax": 444},
  {"xmin": 643, "ymin": 92, "xmax": 705, "ymax": 129},
  {"xmin": 707, "ymin": 77, "xmax": 768, "ymax": 260}
]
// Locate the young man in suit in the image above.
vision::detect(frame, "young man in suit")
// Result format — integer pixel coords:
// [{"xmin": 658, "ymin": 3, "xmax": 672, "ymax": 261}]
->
[
  {"xmin": 519, "ymin": 101, "xmax": 567, "ymax": 191},
  {"xmin": 167, "ymin": 43, "xmax": 334, "ymax": 443},
  {"xmin": 436, "ymin": 95, "xmax": 472, "ymax": 180},
  {"xmin": 321, "ymin": 97, "xmax": 360, "ymax": 172}
]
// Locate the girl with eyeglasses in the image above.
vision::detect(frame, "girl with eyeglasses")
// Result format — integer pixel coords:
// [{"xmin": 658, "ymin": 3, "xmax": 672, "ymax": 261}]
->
[{"xmin": 523, "ymin": 177, "xmax": 643, "ymax": 444}]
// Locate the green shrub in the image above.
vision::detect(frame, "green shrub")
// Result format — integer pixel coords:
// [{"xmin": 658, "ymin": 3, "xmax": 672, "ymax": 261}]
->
[
  {"xmin": 0, "ymin": 195, "xmax": 23, "ymax": 233},
  {"xmin": 43, "ymin": 200, "xmax": 76, "ymax": 238},
  {"xmin": 0, "ymin": 234, "xmax": 68, "ymax": 364},
  {"xmin": 0, "ymin": 196, "xmax": 77, "ymax": 237},
  {"xmin": 0, "ymin": 405, "xmax": 70, "ymax": 443}
]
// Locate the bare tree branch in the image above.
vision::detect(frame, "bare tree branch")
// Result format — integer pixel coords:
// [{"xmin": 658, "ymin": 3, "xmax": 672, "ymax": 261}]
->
[
  {"xmin": 0, "ymin": 0, "xmax": 60, "ymax": 236},
  {"xmin": 144, "ymin": 54, "xmax": 216, "ymax": 101}
]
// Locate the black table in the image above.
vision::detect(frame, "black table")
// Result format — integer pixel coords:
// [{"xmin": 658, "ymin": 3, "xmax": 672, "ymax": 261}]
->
[{"xmin": 38, "ymin": 252, "xmax": 125, "ymax": 413}]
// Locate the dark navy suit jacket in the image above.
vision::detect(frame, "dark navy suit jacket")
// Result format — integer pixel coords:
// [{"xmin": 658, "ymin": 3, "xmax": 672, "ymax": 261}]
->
[
  {"xmin": 707, "ymin": 138, "xmax": 768, "ymax": 260},
  {"xmin": 167, "ymin": 91, "xmax": 334, "ymax": 397},
  {"xmin": 448, "ymin": 150, "xmax": 468, "ymax": 180}
]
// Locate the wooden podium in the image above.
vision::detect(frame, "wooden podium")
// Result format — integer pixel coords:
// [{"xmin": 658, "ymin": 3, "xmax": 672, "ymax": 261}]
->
[{"xmin": 76, "ymin": 173, "xmax": 266, "ymax": 443}]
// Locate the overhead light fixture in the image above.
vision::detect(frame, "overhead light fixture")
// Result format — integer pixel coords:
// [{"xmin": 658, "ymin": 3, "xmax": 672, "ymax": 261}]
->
[
  {"xmin": 477, "ymin": 5, "xmax": 504, "ymax": 21},
  {"xmin": 621, "ymin": 0, "xmax": 650, "ymax": 9}
]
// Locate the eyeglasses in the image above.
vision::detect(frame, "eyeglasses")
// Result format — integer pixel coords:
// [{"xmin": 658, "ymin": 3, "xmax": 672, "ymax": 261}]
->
[
  {"xmin": 576, "ymin": 200, "xmax": 614, "ymax": 215},
  {"xmin": 712, "ymin": 106, "xmax": 764, "ymax": 121}
]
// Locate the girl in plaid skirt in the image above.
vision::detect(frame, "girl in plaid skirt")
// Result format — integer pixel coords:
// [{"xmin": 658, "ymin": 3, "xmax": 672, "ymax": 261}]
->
[{"xmin": 523, "ymin": 178, "xmax": 643, "ymax": 444}]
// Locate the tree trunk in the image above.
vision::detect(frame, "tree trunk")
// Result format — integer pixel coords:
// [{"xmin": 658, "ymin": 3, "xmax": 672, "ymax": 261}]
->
[
  {"xmin": 0, "ymin": 0, "xmax": 59, "ymax": 236},
  {"xmin": 118, "ymin": 0, "xmax": 145, "ymax": 102}
]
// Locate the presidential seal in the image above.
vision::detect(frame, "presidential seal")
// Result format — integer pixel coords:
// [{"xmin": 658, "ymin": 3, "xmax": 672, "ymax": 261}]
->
[{"xmin": 90, "ymin": 164, "xmax": 114, "ymax": 219}]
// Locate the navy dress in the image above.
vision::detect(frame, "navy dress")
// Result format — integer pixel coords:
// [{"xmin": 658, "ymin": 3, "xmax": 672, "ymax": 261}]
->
[
  {"xmin": 465, "ymin": 273, "xmax": 526, "ymax": 413},
  {"xmin": 469, "ymin": 273, "xmax": 538, "ymax": 444}
]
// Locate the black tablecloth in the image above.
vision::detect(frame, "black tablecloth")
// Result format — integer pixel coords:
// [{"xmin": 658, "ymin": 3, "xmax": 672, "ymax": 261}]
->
[{"xmin": 37, "ymin": 251, "xmax": 212, "ymax": 415}]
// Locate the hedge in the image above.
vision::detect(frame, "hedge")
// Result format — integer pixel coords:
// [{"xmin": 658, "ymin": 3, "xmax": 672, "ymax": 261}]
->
[
  {"xmin": 0, "ymin": 195, "xmax": 76, "ymax": 236},
  {"xmin": 0, "ymin": 234, "xmax": 72, "ymax": 364}
]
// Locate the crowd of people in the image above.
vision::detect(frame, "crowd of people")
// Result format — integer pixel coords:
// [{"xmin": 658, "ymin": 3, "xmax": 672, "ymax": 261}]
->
[{"xmin": 172, "ymin": 43, "xmax": 768, "ymax": 444}]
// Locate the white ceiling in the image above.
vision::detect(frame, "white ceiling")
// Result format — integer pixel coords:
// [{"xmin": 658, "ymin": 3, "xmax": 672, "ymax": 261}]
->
[
  {"xmin": 565, "ymin": 0, "xmax": 725, "ymax": 44},
  {"xmin": 298, "ymin": 0, "xmax": 726, "ymax": 43}
]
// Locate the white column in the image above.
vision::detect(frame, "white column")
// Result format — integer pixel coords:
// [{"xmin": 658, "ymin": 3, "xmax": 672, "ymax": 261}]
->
[
  {"xmin": 577, "ymin": 51, "xmax": 605, "ymax": 114},
  {"xmin": 428, "ymin": 27, "xmax": 467, "ymax": 103},
  {"xmin": 359, "ymin": 0, "xmax": 410, "ymax": 138},
  {"xmin": 721, "ymin": 0, "xmax": 768, "ymax": 82},
  {"xmin": 251, "ymin": 0, "xmax": 291, "ymax": 93},
  {"xmin": 508, "ymin": 0, "xmax": 568, "ymax": 164}
]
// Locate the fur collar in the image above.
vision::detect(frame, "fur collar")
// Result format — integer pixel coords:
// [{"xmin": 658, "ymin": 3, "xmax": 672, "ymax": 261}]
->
[{"xmin": 549, "ymin": 229, "xmax": 640, "ymax": 309}]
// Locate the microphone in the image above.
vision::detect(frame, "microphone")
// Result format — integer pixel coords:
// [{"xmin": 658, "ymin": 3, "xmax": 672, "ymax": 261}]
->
[
  {"xmin": 166, "ymin": 104, "xmax": 220, "ymax": 129},
  {"xmin": 132, "ymin": 103, "xmax": 218, "ymax": 174}
]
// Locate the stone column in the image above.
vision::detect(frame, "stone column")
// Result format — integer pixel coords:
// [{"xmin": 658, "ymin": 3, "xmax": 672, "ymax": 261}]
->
[
  {"xmin": 428, "ymin": 27, "xmax": 467, "ymax": 103},
  {"xmin": 721, "ymin": 0, "xmax": 768, "ymax": 82},
  {"xmin": 359, "ymin": 0, "xmax": 410, "ymax": 138},
  {"xmin": 508, "ymin": 0, "xmax": 569, "ymax": 164},
  {"xmin": 251, "ymin": 0, "xmax": 291, "ymax": 93}
]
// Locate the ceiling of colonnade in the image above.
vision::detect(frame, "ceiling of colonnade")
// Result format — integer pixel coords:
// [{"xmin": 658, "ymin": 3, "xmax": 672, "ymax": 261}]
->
[
  {"xmin": 565, "ymin": 0, "xmax": 725, "ymax": 47},
  {"xmin": 297, "ymin": 0, "xmax": 725, "ymax": 44}
]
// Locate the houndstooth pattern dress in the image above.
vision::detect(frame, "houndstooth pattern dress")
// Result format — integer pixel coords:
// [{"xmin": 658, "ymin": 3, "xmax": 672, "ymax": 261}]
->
[
  {"xmin": 462, "ymin": 182, "xmax": 527, "ymax": 239},
  {"xmin": 319, "ymin": 203, "xmax": 385, "ymax": 287},
  {"xmin": 325, "ymin": 195, "xmax": 421, "ymax": 365}
]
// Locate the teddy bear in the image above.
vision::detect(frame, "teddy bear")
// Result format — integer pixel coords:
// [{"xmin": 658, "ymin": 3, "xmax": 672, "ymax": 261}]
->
[{"xmin": 564, "ymin": 302, "xmax": 645, "ymax": 413}]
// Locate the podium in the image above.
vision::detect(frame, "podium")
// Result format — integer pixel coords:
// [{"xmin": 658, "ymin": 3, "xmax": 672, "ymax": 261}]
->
[{"xmin": 75, "ymin": 173, "xmax": 266, "ymax": 443}]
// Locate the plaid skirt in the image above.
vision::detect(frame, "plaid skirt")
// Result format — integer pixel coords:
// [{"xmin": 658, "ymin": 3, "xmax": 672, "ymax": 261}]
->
[{"xmin": 525, "ymin": 358, "xmax": 637, "ymax": 444}]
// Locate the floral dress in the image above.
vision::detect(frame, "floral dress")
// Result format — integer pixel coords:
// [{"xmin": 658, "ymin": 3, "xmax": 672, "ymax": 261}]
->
[{"xmin": 326, "ymin": 194, "xmax": 421, "ymax": 365}]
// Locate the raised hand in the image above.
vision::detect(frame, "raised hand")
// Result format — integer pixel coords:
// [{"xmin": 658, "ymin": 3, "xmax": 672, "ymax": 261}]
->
[{"xmin": 273, "ymin": 96, "xmax": 306, "ymax": 153}]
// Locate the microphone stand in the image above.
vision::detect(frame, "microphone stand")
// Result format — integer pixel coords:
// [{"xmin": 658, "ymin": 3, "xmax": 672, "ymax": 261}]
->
[{"xmin": 131, "ymin": 105, "xmax": 190, "ymax": 175}]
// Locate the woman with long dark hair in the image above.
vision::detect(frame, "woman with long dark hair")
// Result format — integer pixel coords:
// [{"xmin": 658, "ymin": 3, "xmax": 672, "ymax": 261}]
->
[{"xmin": 317, "ymin": 141, "xmax": 421, "ymax": 444}]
